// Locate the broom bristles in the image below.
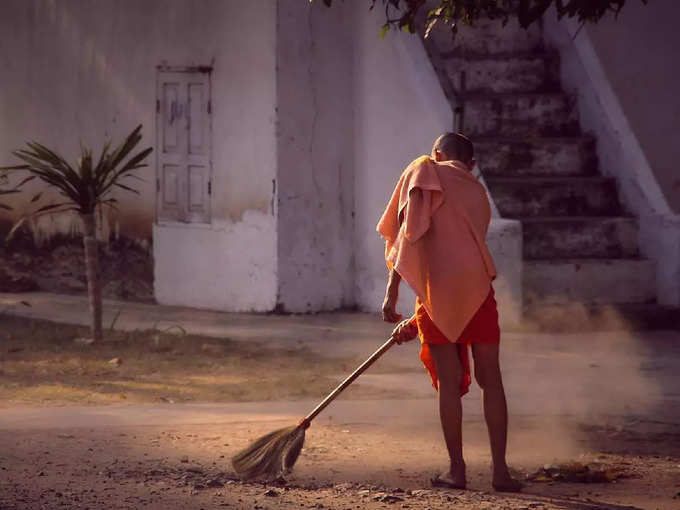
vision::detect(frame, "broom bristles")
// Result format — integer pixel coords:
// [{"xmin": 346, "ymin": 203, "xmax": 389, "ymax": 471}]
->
[{"xmin": 231, "ymin": 425, "xmax": 307, "ymax": 480}]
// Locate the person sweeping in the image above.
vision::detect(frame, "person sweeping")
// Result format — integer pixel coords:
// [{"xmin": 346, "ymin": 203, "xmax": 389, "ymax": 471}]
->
[
  {"xmin": 231, "ymin": 133, "xmax": 523, "ymax": 486},
  {"xmin": 377, "ymin": 132, "xmax": 522, "ymax": 493}
]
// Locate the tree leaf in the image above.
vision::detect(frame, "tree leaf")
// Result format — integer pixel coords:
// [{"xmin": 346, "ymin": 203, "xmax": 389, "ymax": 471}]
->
[
  {"xmin": 0, "ymin": 164, "xmax": 31, "ymax": 172},
  {"xmin": 113, "ymin": 183, "xmax": 141, "ymax": 194},
  {"xmin": 424, "ymin": 16, "xmax": 439, "ymax": 39},
  {"xmin": 122, "ymin": 174, "xmax": 148, "ymax": 183},
  {"xmin": 5, "ymin": 216, "xmax": 27, "ymax": 243},
  {"xmin": 16, "ymin": 175, "xmax": 37, "ymax": 187},
  {"xmin": 35, "ymin": 202, "xmax": 71, "ymax": 213},
  {"xmin": 347, "ymin": 0, "xmax": 641, "ymax": 37},
  {"xmin": 117, "ymin": 147, "xmax": 153, "ymax": 175},
  {"xmin": 107, "ymin": 125, "xmax": 143, "ymax": 172},
  {"xmin": 94, "ymin": 139, "xmax": 112, "ymax": 175}
]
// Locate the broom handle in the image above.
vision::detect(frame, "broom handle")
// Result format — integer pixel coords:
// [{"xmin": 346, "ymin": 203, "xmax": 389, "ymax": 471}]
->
[{"xmin": 300, "ymin": 337, "xmax": 396, "ymax": 427}]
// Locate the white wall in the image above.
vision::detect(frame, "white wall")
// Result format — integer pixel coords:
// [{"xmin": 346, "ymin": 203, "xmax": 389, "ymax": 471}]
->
[
  {"xmin": 586, "ymin": 0, "xmax": 680, "ymax": 214},
  {"xmin": 153, "ymin": 0, "xmax": 279, "ymax": 311},
  {"xmin": 0, "ymin": 0, "xmax": 280, "ymax": 311},
  {"xmin": 1, "ymin": 0, "xmax": 276, "ymax": 236},
  {"xmin": 275, "ymin": 1, "xmax": 355, "ymax": 312},
  {"xmin": 354, "ymin": 7, "xmax": 453, "ymax": 314},
  {"xmin": 352, "ymin": 6, "xmax": 523, "ymax": 323},
  {"xmin": 353, "ymin": 7, "xmax": 451, "ymax": 316},
  {"xmin": 1, "ymin": 1, "xmax": 525, "ymax": 315},
  {"xmin": 1, "ymin": 0, "xmax": 155, "ymax": 237},
  {"xmin": 154, "ymin": 210, "xmax": 277, "ymax": 312},
  {"xmin": 274, "ymin": 1, "xmax": 523, "ymax": 317}
]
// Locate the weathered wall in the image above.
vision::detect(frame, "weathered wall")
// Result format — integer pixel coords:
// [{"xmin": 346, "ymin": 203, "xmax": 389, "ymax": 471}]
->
[
  {"xmin": 353, "ymin": 6, "xmax": 453, "ymax": 317},
  {"xmin": 1, "ymin": 1, "xmax": 525, "ymax": 315},
  {"xmin": 0, "ymin": 0, "xmax": 279, "ymax": 311},
  {"xmin": 0, "ymin": 0, "xmax": 276, "ymax": 237},
  {"xmin": 153, "ymin": 0, "xmax": 279, "ymax": 311},
  {"xmin": 154, "ymin": 210, "xmax": 277, "ymax": 312},
  {"xmin": 275, "ymin": 2, "xmax": 523, "ymax": 317},
  {"xmin": 352, "ymin": 6, "xmax": 523, "ymax": 323},
  {"xmin": 275, "ymin": 1, "xmax": 355, "ymax": 312},
  {"xmin": 585, "ymin": 0, "xmax": 680, "ymax": 213}
]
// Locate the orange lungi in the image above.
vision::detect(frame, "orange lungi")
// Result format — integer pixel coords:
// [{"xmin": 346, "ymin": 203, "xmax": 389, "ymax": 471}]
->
[{"xmin": 415, "ymin": 286, "xmax": 500, "ymax": 396}]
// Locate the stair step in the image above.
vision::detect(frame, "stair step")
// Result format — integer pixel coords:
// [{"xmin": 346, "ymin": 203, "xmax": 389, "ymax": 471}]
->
[
  {"xmin": 426, "ymin": 16, "xmax": 543, "ymax": 56},
  {"xmin": 463, "ymin": 93, "xmax": 579, "ymax": 137},
  {"xmin": 521, "ymin": 303, "xmax": 680, "ymax": 332},
  {"xmin": 474, "ymin": 137, "xmax": 597, "ymax": 177},
  {"xmin": 443, "ymin": 53, "xmax": 559, "ymax": 94},
  {"xmin": 521, "ymin": 217, "xmax": 639, "ymax": 259},
  {"xmin": 524, "ymin": 258, "xmax": 656, "ymax": 305},
  {"xmin": 485, "ymin": 176, "xmax": 622, "ymax": 217},
  {"xmin": 421, "ymin": 8, "xmax": 661, "ymax": 311}
]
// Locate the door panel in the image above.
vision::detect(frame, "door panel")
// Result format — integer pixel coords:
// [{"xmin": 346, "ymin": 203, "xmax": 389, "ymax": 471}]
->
[{"xmin": 156, "ymin": 69, "xmax": 211, "ymax": 223}]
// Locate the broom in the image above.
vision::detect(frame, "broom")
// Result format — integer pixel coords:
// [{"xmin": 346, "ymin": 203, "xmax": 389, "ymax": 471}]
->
[{"xmin": 231, "ymin": 337, "xmax": 396, "ymax": 479}]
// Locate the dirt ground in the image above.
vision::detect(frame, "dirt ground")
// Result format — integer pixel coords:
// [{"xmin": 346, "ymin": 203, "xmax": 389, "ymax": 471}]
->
[
  {"xmin": 2, "ymin": 417, "xmax": 679, "ymax": 510},
  {"xmin": 1, "ymin": 315, "xmax": 680, "ymax": 510},
  {"xmin": 0, "ymin": 314, "xmax": 410, "ymax": 406}
]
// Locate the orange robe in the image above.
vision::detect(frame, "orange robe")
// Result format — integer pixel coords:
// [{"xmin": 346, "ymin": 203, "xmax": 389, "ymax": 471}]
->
[
  {"xmin": 377, "ymin": 156, "xmax": 498, "ymax": 394},
  {"xmin": 415, "ymin": 287, "xmax": 500, "ymax": 394}
]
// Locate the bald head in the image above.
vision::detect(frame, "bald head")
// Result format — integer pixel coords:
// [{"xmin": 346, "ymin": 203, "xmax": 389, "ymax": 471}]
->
[{"xmin": 431, "ymin": 132, "xmax": 474, "ymax": 168}]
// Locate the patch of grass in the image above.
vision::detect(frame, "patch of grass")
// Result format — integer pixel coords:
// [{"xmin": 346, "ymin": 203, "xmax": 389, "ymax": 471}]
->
[{"xmin": 0, "ymin": 314, "xmax": 403, "ymax": 406}]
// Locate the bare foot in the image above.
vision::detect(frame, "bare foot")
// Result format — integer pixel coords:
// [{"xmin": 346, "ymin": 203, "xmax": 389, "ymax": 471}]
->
[
  {"xmin": 431, "ymin": 463, "xmax": 466, "ymax": 490},
  {"xmin": 492, "ymin": 471, "xmax": 523, "ymax": 493}
]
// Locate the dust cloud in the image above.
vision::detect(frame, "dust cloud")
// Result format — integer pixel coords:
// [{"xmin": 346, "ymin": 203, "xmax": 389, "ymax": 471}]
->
[{"xmin": 495, "ymin": 298, "xmax": 674, "ymax": 466}]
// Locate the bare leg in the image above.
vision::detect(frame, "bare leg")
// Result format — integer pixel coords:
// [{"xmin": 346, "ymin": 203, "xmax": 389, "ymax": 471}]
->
[
  {"xmin": 429, "ymin": 343, "xmax": 466, "ymax": 487},
  {"xmin": 471, "ymin": 343, "xmax": 522, "ymax": 492}
]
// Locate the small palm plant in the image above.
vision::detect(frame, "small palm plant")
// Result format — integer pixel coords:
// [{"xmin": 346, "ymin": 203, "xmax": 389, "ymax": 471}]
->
[{"xmin": 1, "ymin": 125, "xmax": 153, "ymax": 342}]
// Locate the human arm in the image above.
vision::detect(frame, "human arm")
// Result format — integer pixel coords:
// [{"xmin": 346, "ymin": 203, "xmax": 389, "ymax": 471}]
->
[
  {"xmin": 382, "ymin": 268, "xmax": 403, "ymax": 323},
  {"xmin": 383, "ymin": 269, "xmax": 418, "ymax": 344}
]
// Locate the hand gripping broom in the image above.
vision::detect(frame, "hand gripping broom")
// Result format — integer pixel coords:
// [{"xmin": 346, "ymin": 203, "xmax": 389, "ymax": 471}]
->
[{"xmin": 231, "ymin": 337, "xmax": 396, "ymax": 479}]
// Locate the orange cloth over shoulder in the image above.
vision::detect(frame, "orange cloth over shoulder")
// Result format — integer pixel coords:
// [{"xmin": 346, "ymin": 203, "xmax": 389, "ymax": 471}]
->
[{"xmin": 376, "ymin": 155, "xmax": 497, "ymax": 343}]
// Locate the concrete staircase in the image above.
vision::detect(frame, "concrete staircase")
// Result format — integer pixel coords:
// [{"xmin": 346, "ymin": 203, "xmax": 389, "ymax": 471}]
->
[{"xmin": 422, "ymin": 18, "xmax": 668, "ymax": 327}]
